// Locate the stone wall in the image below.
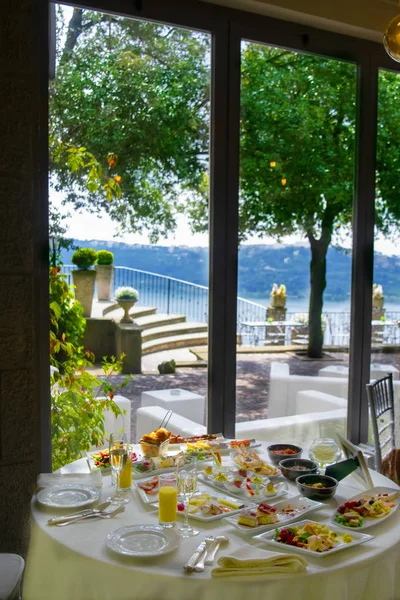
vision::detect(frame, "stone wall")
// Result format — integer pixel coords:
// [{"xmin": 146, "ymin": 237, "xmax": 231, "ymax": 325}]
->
[{"xmin": 0, "ymin": 0, "xmax": 49, "ymax": 555}]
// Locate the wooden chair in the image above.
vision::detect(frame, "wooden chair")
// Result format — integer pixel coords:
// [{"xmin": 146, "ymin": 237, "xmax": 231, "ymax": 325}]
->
[{"xmin": 366, "ymin": 373, "xmax": 395, "ymax": 473}]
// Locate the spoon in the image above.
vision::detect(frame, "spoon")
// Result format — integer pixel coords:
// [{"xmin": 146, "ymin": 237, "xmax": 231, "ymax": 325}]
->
[{"xmin": 205, "ymin": 535, "xmax": 229, "ymax": 565}]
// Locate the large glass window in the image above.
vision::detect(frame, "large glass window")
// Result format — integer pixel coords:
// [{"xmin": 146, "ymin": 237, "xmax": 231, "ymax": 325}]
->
[{"xmin": 235, "ymin": 42, "xmax": 357, "ymax": 442}]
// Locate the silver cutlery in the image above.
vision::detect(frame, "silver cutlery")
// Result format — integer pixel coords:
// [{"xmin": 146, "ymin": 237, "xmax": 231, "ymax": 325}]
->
[
  {"xmin": 192, "ymin": 536, "xmax": 215, "ymax": 572},
  {"xmin": 56, "ymin": 504, "xmax": 125, "ymax": 526},
  {"xmin": 205, "ymin": 535, "xmax": 229, "ymax": 565},
  {"xmin": 47, "ymin": 501, "xmax": 111, "ymax": 526},
  {"xmin": 183, "ymin": 541, "xmax": 206, "ymax": 572}
]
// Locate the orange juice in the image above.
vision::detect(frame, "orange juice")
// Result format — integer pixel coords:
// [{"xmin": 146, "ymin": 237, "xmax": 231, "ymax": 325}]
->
[
  {"xmin": 159, "ymin": 486, "xmax": 178, "ymax": 524},
  {"xmin": 119, "ymin": 455, "xmax": 132, "ymax": 489}
]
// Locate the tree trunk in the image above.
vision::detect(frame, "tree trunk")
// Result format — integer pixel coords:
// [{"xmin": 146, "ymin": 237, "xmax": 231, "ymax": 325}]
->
[{"xmin": 307, "ymin": 238, "xmax": 329, "ymax": 358}]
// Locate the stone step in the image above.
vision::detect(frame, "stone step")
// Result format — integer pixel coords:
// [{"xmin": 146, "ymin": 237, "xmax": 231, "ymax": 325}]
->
[
  {"xmin": 142, "ymin": 332, "xmax": 209, "ymax": 355},
  {"xmin": 135, "ymin": 313, "xmax": 187, "ymax": 330},
  {"xmin": 141, "ymin": 322, "xmax": 208, "ymax": 342}
]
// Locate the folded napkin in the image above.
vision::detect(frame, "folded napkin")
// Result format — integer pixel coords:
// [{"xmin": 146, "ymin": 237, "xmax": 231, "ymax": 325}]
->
[
  {"xmin": 36, "ymin": 470, "xmax": 102, "ymax": 490},
  {"xmin": 211, "ymin": 546, "xmax": 308, "ymax": 578}
]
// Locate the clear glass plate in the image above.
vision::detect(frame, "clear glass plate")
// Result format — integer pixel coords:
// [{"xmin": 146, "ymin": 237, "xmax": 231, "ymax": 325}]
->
[
  {"xmin": 36, "ymin": 484, "xmax": 101, "ymax": 508},
  {"xmin": 105, "ymin": 525, "xmax": 180, "ymax": 557}
]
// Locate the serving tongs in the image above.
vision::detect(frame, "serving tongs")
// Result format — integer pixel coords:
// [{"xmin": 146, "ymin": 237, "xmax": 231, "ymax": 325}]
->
[{"xmin": 158, "ymin": 409, "xmax": 173, "ymax": 431}]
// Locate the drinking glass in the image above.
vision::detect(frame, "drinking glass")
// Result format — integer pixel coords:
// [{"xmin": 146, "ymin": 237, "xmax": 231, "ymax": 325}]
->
[
  {"xmin": 176, "ymin": 463, "xmax": 199, "ymax": 537},
  {"xmin": 158, "ymin": 473, "xmax": 178, "ymax": 528},
  {"xmin": 107, "ymin": 437, "xmax": 130, "ymax": 505},
  {"xmin": 309, "ymin": 438, "xmax": 342, "ymax": 471}
]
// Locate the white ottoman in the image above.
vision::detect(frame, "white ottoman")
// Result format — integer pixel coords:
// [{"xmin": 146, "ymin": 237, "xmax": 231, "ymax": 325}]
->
[
  {"xmin": 141, "ymin": 389, "xmax": 205, "ymax": 424},
  {"xmin": 318, "ymin": 365, "xmax": 349, "ymax": 378},
  {"xmin": 370, "ymin": 363, "xmax": 400, "ymax": 381}
]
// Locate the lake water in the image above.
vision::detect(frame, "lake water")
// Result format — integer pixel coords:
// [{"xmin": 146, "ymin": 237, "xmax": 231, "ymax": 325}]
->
[{"xmin": 246, "ymin": 297, "xmax": 400, "ymax": 314}]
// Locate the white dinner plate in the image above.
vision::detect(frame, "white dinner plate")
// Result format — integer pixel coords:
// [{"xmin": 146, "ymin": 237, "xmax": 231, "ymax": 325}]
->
[
  {"xmin": 105, "ymin": 525, "xmax": 180, "ymax": 557},
  {"xmin": 332, "ymin": 486, "xmax": 400, "ymax": 530},
  {"xmin": 224, "ymin": 495, "xmax": 324, "ymax": 534},
  {"xmin": 36, "ymin": 484, "xmax": 101, "ymax": 508},
  {"xmin": 198, "ymin": 472, "xmax": 288, "ymax": 502},
  {"xmin": 254, "ymin": 519, "xmax": 373, "ymax": 557}
]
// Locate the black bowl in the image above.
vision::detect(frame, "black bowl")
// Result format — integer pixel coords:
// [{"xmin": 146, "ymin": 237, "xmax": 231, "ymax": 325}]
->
[
  {"xmin": 279, "ymin": 458, "xmax": 318, "ymax": 481},
  {"xmin": 296, "ymin": 474, "xmax": 339, "ymax": 500},
  {"xmin": 267, "ymin": 444, "xmax": 303, "ymax": 466}
]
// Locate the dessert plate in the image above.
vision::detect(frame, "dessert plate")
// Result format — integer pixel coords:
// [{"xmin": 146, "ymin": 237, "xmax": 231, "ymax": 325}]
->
[
  {"xmin": 106, "ymin": 525, "xmax": 180, "ymax": 557},
  {"xmin": 36, "ymin": 484, "xmax": 101, "ymax": 509},
  {"xmin": 224, "ymin": 496, "xmax": 324, "ymax": 534}
]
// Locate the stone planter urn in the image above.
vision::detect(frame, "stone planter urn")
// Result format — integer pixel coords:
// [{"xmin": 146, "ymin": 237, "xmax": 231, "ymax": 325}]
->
[
  {"xmin": 95, "ymin": 264, "xmax": 114, "ymax": 301},
  {"xmin": 373, "ymin": 296, "xmax": 384, "ymax": 309},
  {"xmin": 270, "ymin": 294, "xmax": 286, "ymax": 308},
  {"xmin": 72, "ymin": 270, "xmax": 96, "ymax": 317},
  {"xmin": 117, "ymin": 299, "xmax": 137, "ymax": 323}
]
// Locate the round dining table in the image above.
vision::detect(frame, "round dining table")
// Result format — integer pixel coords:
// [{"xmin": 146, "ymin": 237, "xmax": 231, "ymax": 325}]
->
[{"xmin": 24, "ymin": 443, "xmax": 400, "ymax": 600}]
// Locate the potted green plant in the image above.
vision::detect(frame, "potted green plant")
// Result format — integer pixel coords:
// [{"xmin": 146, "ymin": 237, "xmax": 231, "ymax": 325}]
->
[
  {"xmin": 270, "ymin": 283, "xmax": 287, "ymax": 308},
  {"xmin": 95, "ymin": 250, "xmax": 114, "ymax": 301},
  {"xmin": 71, "ymin": 248, "xmax": 97, "ymax": 317},
  {"xmin": 115, "ymin": 286, "xmax": 139, "ymax": 323}
]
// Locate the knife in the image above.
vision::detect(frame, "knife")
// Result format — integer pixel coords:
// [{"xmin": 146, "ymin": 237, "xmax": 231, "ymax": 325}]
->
[
  {"xmin": 183, "ymin": 541, "xmax": 206, "ymax": 572},
  {"xmin": 47, "ymin": 501, "xmax": 111, "ymax": 525}
]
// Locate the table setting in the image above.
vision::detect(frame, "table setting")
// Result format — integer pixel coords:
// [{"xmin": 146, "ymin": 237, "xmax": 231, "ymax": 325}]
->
[{"xmin": 24, "ymin": 430, "xmax": 400, "ymax": 600}]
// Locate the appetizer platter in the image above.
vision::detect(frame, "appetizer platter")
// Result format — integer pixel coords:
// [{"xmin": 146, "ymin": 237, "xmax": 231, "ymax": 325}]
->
[
  {"xmin": 255, "ymin": 520, "xmax": 373, "ymax": 557},
  {"xmin": 87, "ymin": 449, "xmax": 138, "ymax": 473},
  {"xmin": 231, "ymin": 447, "xmax": 281, "ymax": 478},
  {"xmin": 181, "ymin": 438, "xmax": 261, "ymax": 454},
  {"xmin": 132, "ymin": 453, "xmax": 185, "ymax": 480},
  {"xmin": 134, "ymin": 474, "xmax": 172, "ymax": 504},
  {"xmin": 333, "ymin": 487, "xmax": 400, "ymax": 530},
  {"xmin": 176, "ymin": 492, "xmax": 251, "ymax": 522},
  {"xmin": 198, "ymin": 467, "xmax": 288, "ymax": 501},
  {"xmin": 224, "ymin": 496, "xmax": 324, "ymax": 534}
]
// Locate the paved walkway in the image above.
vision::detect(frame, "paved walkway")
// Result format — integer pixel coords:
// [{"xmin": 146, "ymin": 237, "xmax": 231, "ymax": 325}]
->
[{"xmin": 103, "ymin": 349, "xmax": 400, "ymax": 441}]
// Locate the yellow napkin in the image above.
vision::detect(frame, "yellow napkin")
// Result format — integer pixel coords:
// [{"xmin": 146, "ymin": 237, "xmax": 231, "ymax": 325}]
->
[{"xmin": 211, "ymin": 547, "xmax": 308, "ymax": 578}]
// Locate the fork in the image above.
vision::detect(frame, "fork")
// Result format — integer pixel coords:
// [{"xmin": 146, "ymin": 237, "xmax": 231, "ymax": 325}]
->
[
  {"xmin": 56, "ymin": 504, "xmax": 125, "ymax": 526},
  {"xmin": 192, "ymin": 536, "xmax": 215, "ymax": 572}
]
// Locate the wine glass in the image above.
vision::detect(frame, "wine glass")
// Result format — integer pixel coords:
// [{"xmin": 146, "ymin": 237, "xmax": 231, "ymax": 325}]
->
[
  {"xmin": 309, "ymin": 438, "xmax": 342, "ymax": 472},
  {"xmin": 107, "ymin": 437, "xmax": 130, "ymax": 505},
  {"xmin": 176, "ymin": 462, "xmax": 199, "ymax": 537}
]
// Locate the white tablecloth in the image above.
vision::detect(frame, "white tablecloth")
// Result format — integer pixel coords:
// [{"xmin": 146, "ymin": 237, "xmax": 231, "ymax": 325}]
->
[{"xmin": 24, "ymin": 446, "xmax": 400, "ymax": 600}]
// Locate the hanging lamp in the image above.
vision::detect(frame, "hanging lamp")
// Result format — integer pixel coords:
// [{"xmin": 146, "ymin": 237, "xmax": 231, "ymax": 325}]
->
[{"xmin": 384, "ymin": 5, "xmax": 400, "ymax": 62}]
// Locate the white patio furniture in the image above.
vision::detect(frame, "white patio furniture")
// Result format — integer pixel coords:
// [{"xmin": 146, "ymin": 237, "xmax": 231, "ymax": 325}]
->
[
  {"xmin": 0, "ymin": 553, "xmax": 24, "ymax": 600},
  {"xmin": 141, "ymin": 388, "xmax": 205, "ymax": 424},
  {"xmin": 295, "ymin": 389, "xmax": 348, "ymax": 414},
  {"xmin": 318, "ymin": 363, "xmax": 399, "ymax": 381},
  {"xmin": 91, "ymin": 394, "xmax": 132, "ymax": 449},
  {"xmin": 136, "ymin": 404, "xmax": 346, "ymax": 448}
]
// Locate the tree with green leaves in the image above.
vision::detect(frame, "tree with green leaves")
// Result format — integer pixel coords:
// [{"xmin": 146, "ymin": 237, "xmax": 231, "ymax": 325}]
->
[{"xmin": 52, "ymin": 8, "xmax": 400, "ymax": 359}]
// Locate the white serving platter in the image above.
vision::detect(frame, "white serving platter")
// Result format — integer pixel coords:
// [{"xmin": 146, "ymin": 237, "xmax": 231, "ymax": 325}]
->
[
  {"xmin": 332, "ymin": 486, "xmax": 400, "ymax": 531},
  {"xmin": 106, "ymin": 525, "xmax": 180, "ymax": 558},
  {"xmin": 224, "ymin": 495, "xmax": 324, "ymax": 535},
  {"xmin": 198, "ymin": 472, "xmax": 288, "ymax": 502},
  {"xmin": 254, "ymin": 519, "xmax": 373, "ymax": 557},
  {"xmin": 36, "ymin": 484, "xmax": 101, "ymax": 509}
]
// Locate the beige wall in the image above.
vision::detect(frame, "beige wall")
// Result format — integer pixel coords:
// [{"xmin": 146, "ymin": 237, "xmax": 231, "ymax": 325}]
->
[{"xmin": 202, "ymin": 0, "xmax": 399, "ymax": 41}]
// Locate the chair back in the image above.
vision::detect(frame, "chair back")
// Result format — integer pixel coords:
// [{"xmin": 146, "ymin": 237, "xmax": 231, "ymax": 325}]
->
[{"xmin": 366, "ymin": 373, "xmax": 395, "ymax": 472}]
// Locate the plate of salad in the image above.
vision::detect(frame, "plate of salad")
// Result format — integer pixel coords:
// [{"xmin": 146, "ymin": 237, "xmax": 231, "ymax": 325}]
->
[
  {"xmin": 255, "ymin": 520, "xmax": 373, "ymax": 557},
  {"xmin": 332, "ymin": 487, "xmax": 400, "ymax": 530}
]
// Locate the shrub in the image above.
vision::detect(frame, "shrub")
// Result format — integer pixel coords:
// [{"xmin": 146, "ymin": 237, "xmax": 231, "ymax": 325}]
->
[
  {"xmin": 158, "ymin": 360, "xmax": 176, "ymax": 374},
  {"xmin": 72, "ymin": 247, "xmax": 97, "ymax": 270},
  {"xmin": 97, "ymin": 250, "xmax": 114, "ymax": 265},
  {"xmin": 115, "ymin": 286, "xmax": 139, "ymax": 301}
]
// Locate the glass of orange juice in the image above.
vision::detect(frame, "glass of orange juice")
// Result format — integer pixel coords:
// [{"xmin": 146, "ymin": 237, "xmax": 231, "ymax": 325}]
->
[
  {"xmin": 158, "ymin": 473, "xmax": 178, "ymax": 528},
  {"xmin": 119, "ymin": 444, "xmax": 133, "ymax": 491}
]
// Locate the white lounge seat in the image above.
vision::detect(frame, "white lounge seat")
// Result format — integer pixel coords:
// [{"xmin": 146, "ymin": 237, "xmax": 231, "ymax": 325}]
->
[
  {"xmin": 141, "ymin": 388, "xmax": 205, "ymax": 424},
  {"xmin": 91, "ymin": 395, "xmax": 131, "ymax": 449},
  {"xmin": 295, "ymin": 390, "xmax": 347, "ymax": 414},
  {"xmin": 136, "ymin": 405, "xmax": 346, "ymax": 448}
]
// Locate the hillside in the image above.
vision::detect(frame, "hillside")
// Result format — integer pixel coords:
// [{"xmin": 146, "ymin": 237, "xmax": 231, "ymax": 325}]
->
[{"xmin": 61, "ymin": 241, "xmax": 400, "ymax": 302}]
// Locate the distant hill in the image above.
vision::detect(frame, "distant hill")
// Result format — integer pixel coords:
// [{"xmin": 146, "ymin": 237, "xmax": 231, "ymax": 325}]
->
[{"xmin": 61, "ymin": 241, "xmax": 400, "ymax": 302}]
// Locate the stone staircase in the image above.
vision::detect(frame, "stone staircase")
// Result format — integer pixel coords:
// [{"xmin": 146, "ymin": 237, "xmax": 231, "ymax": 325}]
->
[{"xmin": 96, "ymin": 302, "xmax": 208, "ymax": 355}]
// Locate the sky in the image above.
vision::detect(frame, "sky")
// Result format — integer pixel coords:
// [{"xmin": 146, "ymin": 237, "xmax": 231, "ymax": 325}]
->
[{"xmin": 52, "ymin": 191, "xmax": 400, "ymax": 255}]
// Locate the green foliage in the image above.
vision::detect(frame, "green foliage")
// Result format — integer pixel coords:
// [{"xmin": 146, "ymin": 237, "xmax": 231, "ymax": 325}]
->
[
  {"xmin": 115, "ymin": 286, "xmax": 139, "ymax": 300},
  {"xmin": 50, "ymin": 267, "xmax": 131, "ymax": 471},
  {"xmin": 158, "ymin": 360, "xmax": 176, "ymax": 374},
  {"xmin": 50, "ymin": 9, "xmax": 210, "ymax": 242},
  {"xmin": 71, "ymin": 247, "xmax": 97, "ymax": 270},
  {"xmin": 97, "ymin": 250, "xmax": 114, "ymax": 265}
]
